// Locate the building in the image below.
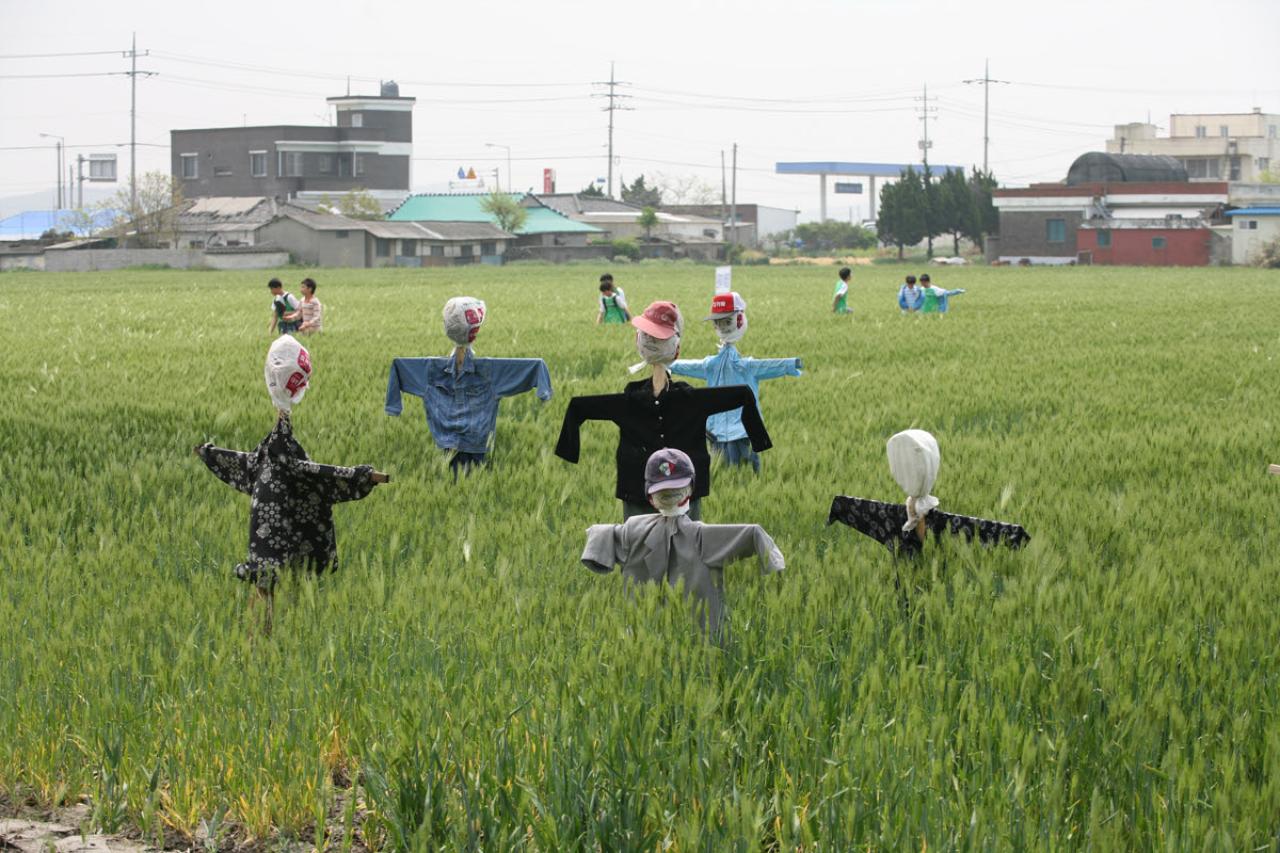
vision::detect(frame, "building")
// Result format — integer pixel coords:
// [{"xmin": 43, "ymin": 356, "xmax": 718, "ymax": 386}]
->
[
  {"xmin": 175, "ymin": 197, "xmax": 279, "ymax": 248},
  {"xmin": 389, "ymin": 193, "xmax": 603, "ymax": 247},
  {"xmin": 660, "ymin": 203, "xmax": 799, "ymax": 248},
  {"xmin": 1225, "ymin": 207, "xmax": 1280, "ymax": 265},
  {"xmin": 170, "ymin": 82, "xmax": 414, "ymax": 201},
  {"xmin": 256, "ymin": 206, "xmax": 514, "ymax": 268},
  {"xmin": 991, "ymin": 153, "xmax": 1228, "ymax": 265},
  {"xmin": 1107, "ymin": 109, "xmax": 1278, "ymax": 183}
]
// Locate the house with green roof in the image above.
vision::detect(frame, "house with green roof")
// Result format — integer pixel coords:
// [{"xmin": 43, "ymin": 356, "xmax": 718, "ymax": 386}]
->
[{"xmin": 389, "ymin": 193, "xmax": 604, "ymax": 248}]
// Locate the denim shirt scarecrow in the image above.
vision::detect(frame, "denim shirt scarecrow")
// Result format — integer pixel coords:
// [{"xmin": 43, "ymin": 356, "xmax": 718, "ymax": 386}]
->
[
  {"xmin": 670, "ymin": 344, "xmax": 801, "ymax": 442},
  {"xmin": 384, "ymin": 351, "xmax": 552, "ymax": 455}
]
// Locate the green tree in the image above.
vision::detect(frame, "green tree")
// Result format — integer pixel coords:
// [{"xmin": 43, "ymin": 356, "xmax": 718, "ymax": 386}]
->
[
  {"xmin": 794, "ymin": 221, "xmax": 877, "ymax": 252},
  {"xmin": 937, "ymin": 168, "xmax": 980, "ymax": 256},
  {"xmin": 480, "ymin": 190, "xmax": 528, "ymax": 234},
  {"xmin": 967, "ymin": 169, "xmax": 1000, "ymax": 251},
  {"xmin": 620, "ymin": 175, "xmax": 662, "ymax": 208},
  {"xmin": 581, "ymin": 182, "xmax": 605, "ymax": 197},
  {"xmin": 338, "ymin": 188, "xmax": 385, "ymax": 220},
  {"xmin": 638, "ymin": 206, "xmax": 659, "ymax": 240},
  {"xmin": 877, "ymin": 167, "xmax": 928, "ymax": 259}
]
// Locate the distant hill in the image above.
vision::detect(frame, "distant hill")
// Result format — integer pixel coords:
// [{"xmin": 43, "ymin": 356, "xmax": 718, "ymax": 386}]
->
[{"xmin": 0, "ymin": 187, "xmax": 120, "ymax": 219}]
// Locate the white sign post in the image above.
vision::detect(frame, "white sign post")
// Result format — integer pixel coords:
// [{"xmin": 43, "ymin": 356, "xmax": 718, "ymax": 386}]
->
[{"xmin": 714, "ymin": 265, "xmax": 732, "ymax": 295}]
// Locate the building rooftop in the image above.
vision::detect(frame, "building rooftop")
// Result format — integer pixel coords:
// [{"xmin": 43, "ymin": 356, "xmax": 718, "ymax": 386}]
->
[
  {"xmin": 389, "ymin": 193, "xmax": 602, "ymax": 234},
  {"xmin": 1225, "ymin": 207, "xmax": 1280, "ymax": 216},
  {"xmin": 1066, "ymin": 153, "xmax": 1189, "ymax": 185}
]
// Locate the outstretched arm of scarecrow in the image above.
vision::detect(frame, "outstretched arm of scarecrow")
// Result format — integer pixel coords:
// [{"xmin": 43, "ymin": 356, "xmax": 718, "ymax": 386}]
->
[
  {"xmin": 284, "ymin": 456, "xmax": 388, "ymax": 502},
  {"xmin": 489, "ymin": 358, "xmax": 553, "ymax": 401},
  {"xmin": 699, "ymin": 523, "xmax": 786, "ymax": 574},
  {"xmin": 195, "ymin": 444, "xmax": 257, "ymax": 494},
  {"xmin": 384, "ymin": 358, "xmax": 437, "ymax": 416},
  {"xmin": 743, "ymin": 356, "xmax": 803, "ymax": 381},
  {"xmin": 697, "ymin": 386, "xmax": 773, "ymax": 453},
  {"xmin": 554, "ymin": 393, "xmax": 625, "ymax": 463},
  {"xmin": 581, "ymin": 523, "xmax": 627, "ymax": 573},
  {"xmin": 669, "ymin": 356, "xmax": 711, "ymax": 381}
]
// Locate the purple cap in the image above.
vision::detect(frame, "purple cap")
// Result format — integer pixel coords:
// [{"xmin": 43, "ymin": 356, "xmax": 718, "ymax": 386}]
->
[{"xmin": 645, "ymin": 448, "xmax": 695, "ymax": 494}]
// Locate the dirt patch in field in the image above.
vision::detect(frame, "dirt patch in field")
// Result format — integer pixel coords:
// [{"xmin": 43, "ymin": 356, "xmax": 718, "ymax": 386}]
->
[{"xmin": 767, "ymin": 256, "xmax": 873, "ymax": 266}]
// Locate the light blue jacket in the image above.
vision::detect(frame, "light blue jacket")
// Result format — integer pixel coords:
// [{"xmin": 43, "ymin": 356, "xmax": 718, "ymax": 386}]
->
[
  {"xmin": 898, "ymin": 284, "xmax": 924, "ymax": 311},
  {"xmin": 385, "ymin": 352, "xmax": 552, "ymax": 454},
  {"xmin": 670, "ymin": 344, "xmax": 801, "ymax": 442}
]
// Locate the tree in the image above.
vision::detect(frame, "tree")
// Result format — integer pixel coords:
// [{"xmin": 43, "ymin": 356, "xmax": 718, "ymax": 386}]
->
[
  {"xmin": 793, "ymin": 221, "xmax": 878, "ymax": 252},
  {"xmin": 654, "ymin": 173, "xmax": 719, "ymax": 205},
  {"xmin": 480, "ymin": 190, "xmax": 528, "ymax": 234},
  {"xmin": 876, "ymin": 167, "xmax": 928, "ymax": 259},
  {"xmin": 337, "ymin": 188, "xmax": 384, "ymax": 220},
  {"xmin": 638, "ymin": 206, "xmax": 659, "ymax": 241},
  {"xmin": 581, "ymin": 182, "xmax": 605, "ymax": 197},
  {"xmin": 937, "ymin": 168, "xmax": 979, "ymax": 256},
  {"xmin": 966, "ymin": 169, "xmax": 999, "ymax": 251},
  {"xmin": 101, "ymin": 171, "xmax": 183, "ymax": 248},
  {"xmin": 620, "ymin": 175, "xmax": 662, "ymax": 208}
]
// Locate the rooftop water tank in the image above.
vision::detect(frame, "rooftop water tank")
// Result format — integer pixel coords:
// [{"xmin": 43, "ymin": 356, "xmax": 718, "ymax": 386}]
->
[{"xmin": 381, "ymin": 80, "xmax": 400, "ymax": 98}]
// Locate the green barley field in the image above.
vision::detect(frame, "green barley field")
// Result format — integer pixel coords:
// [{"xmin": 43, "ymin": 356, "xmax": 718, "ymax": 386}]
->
[{"xmin": 1, "ymin": 263, "xmax": 1278, "ymax": 850}]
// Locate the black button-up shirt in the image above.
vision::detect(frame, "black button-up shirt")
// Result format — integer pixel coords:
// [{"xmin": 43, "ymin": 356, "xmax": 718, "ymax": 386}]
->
[{"xmin": 555, "ymin": 377, "xmax": 772, "ymax": 504}]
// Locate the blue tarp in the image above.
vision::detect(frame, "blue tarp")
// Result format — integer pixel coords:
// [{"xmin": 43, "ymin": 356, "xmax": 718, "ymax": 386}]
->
[
  {"xmin": 1225, "ymin": 208, "xmax": 1280, "ymax": 216},
  {"xmin": 0, "ymin": 209, "xmax": 120, "ymax": 241}
]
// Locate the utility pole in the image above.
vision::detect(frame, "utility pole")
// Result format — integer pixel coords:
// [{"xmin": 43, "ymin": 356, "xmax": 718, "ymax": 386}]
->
[
  {"xmin": 123, "ymin": 33, "xmax": 154, "ymax": 216},
  {"xmin": 720, "ymin": 150, "xmax": 727, "ymax": 227},
  {"xmin": 915, "ymin": 83, "xmax": 936, "ymax": 171},
  {"xmin": 729, "ymin": 143, "xmax": 738, "ymax": 247},
  {"xmin": 38, "ymin": 133, "xmax": 65, "ymax": 208},
  {"xmin": 963, "ymin": 60, "xmax": 1009, "ymax": 174},
  {"xmin": 592, "ymin": 62, "xmax": 631, "ymax": 198}
]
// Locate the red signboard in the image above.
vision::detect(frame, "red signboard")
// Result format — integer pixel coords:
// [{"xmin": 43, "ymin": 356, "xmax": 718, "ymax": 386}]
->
[{"xmin": 543, "ymin": 168, "xmax": 556, "ymax": 194}]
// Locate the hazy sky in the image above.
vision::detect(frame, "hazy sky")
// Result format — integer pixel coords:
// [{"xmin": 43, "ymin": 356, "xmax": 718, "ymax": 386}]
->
[{"xmin": 3, "ymin": 0, "xmax": 1278, "ymax": 221}]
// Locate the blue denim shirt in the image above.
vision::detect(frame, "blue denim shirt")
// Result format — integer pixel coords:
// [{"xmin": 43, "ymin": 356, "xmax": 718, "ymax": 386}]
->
[
  {"xmin": 385, "ymin": 351, "xmax": 552, "ymax": 454},
  {"xmin": 898, "ymin": 285, "xmax": 924, "ymax": 311},
  {"xmin": 670, "ymin": 344, "xmax": 801, "ymax": 442}
]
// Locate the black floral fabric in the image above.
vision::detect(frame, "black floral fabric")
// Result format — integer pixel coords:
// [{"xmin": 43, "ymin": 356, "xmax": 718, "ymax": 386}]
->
[
  {"xmin": 198, "ymin": 415, "xmax": 376, "ymax": 589},
  {"xmin": 827, "ymin": 495, "xmax": 1030, "ymax": 558}
]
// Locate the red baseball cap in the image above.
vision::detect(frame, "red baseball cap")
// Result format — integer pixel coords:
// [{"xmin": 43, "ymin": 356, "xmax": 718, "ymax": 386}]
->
[
  {"xmin": 631, "ymin": 301, "xmax": 682, "ymax": 339},
  {"xmin": 704, "ymin": 291, "xmax": 745, "ymax": 319}
]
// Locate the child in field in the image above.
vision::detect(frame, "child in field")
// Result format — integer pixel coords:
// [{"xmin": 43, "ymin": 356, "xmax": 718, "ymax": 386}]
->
[
  {"xmin": 385, "ymin": 296, "xmax": 552, "ymax": 477},
  {"xmin": 268, "ymin": 278, "xmax": 301, "ymax": 335},
  {"xmin": 919, "ymin": 273, "xmax": 965, "ymax": 315},
  {"xmin": 833, "ymin": 266, "xmax": 854, "ymax": 314},
  {"xmin": 597, "ymin": 273, "xmax": 631, "ymax": 324},
  {"xmin": 556, "ymin": 301, "xmax": 772, "ymax": 520},
  {"xmin": 670, "ymin": 291, "xmax": 801, "ymax": 472},
  {"xmin": 897, "ymin": 275, "xmax": 923, "ymax": 313},
  {"xmin": 580, "ymin": 447, "xmax": 785, "ymax": 638},
  {"xmin": 296, "ymin": 277, "xmax": 323, "ymax": 334},
  {"xmin": 196, "ymin": 335, "xmax": 387, "ymax": 635}
]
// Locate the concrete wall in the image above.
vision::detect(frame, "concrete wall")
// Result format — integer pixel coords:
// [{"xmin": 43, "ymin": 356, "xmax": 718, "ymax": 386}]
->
[
  {"xmin": 996, "ymin": 210, "xmax": 1083, "ymax": 258},
  {"xmin": 43, "ymin": 248, "xmax": 287, "ymax": 271},
  {"xmin": 1231, "ymin": 215, "xmax": 1280, "ymax": 265},
  {"xmin": 506, "ymin": 245, "xmax": 614, "ymax": 264},
  {"xmin": 0, "ymin": 253, "xmax": 45, "ymax": 271}
]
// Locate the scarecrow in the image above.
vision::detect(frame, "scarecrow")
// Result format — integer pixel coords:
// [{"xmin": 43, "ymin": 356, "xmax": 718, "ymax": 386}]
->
[
  {"xmin": 919, "ymin": 273, "xmax": 966, "ymax": 315},
  {"xmin": 827, "ymin": 429, "xmax": 1030, "ymax": 559},
  {"xmin": 580, "ymin": 448, "xmax": 785, "ymax": 637},
  {"xmin": 196, "ymin": 335, "xmax": 388, "ymax": 634},
  {"xmin": 670, "ymin": 291, "xmax": 801, "ymax": 471},
  {"xmin": 555, "ymin": 301, "xmax": 772, "ymax": 520},
  {"xmin": 385, "ymin": 296, "xmax": 552, "ymax": 476}
]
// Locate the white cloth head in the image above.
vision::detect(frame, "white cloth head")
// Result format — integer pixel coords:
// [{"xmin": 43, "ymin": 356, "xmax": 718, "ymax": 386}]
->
[
  {"xmin": 649, "ymin": 485, "xmax": 693, "ymax": 517},
  {"xmin": 887, "ymin": 429, "xmax": 940, "ymax": 532},
  {"xmin": 265, "ymin": 334, "xmax": 311, "ymax": 412},
  {"xmin": 443, "ymin": 296, "xmax": 487, "ymax": 347},
  {"xmin": 713, "ymin": 310, "xmax": 747, "ymax": 344},
  {"xmin": 629, "ymin": 329, "xmax": 682, "ymax": 373}
]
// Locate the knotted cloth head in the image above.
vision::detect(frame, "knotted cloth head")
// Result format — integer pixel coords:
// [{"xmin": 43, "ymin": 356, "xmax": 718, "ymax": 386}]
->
[
  {"xmin": 443, "ymin": 296, "xmax": 487, "ymax": 347},
  {"xmin": 887, "ymin": 429, "xmax": 940, "ymax": 532},
  {"xmin": 265, "ymin": 334, "xmax": 311, "ymax": 412}
]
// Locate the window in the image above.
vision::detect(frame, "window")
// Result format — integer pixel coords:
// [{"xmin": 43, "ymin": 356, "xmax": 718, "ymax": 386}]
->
[
  {"xmin": 354, "ymin": 154, "xmax": 366, "ymax": 177},
  {"xmin": 88, "ymin": 158, "xmax": 116, "ymax": 180},
  {"xmin": 375, "ymin": 238, "xmax": 390, "ymax": 257},
  {"xmin": 1246, "ymin": 220, "xmax": 1258, "ymax": 230},
  {"xmin": 179, "ymin": 153, "xmax": 198, "ymax": 179},
  {"xmin": 1258, "ymin": 158, "xmax": 1270, "ymax": 173},
  {"xmin": 1195, "ymin": 125, "xmax": 1207, "ymax": 138},
  {"xmin": 400, "ymin": 240, "xmax": 415, "ymax": 256},
  {"xmin": 351, "ymin": 112, "xmax": 363, "ymax": 128},
  {"xmin": 1230, "ymin": 157, "xmax": 1241, "ymax": 181},
  {"xmin": 1270, "ymin": 125, "xmax": 1277, "ymax": 139},
  {"xmin": 335, "ymin": 230, "xmax": 349, "ymax": 239},
  {"xmin": 317, "ymin": 155, "xmax": 333, "ymax": 175},
  {"xmin": 1046, "ymin": 218, "xmax": 1066, "ymax": 243},
  {"xmin": 249, "ymin": 151, "xmax": 267, "ymax": 177},
  {"xmin": 1096, "ymin": 229, "xmax": 1111, "ymax": 248},
  {"xmin": 188, "ymin": 240, "xmax": 204, "ymax": 249},
  {"xmin": 1219, "ymin": 125, "xmax": 1230, "ymax": 137},
  {"xmin": 213, "ymin": 166, "xmax": 232, "ymax": 177},
  {"xmin": 279, "ymin": 151, "xmax": 303, "ymax": 177},
  {"xmin": 430, "ymin": 245, "xmax": 444, "ymax": 257},
  {"xmin": 460, "ymin": 244, "xmax": 474, "ymax": 257},
  {"xmin": 481, "ymin": 241, "xmax": 496, "ymax": 255},
  {"xmin": 1152, "ymin": 236, "xmax": 1167, "ymax": 249}
]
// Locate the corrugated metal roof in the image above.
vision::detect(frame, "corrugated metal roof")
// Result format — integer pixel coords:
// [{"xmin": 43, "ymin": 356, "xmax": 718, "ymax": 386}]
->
[
  {"xmin": 1226, "ymin": 207, "xmax": 1280, "ymax": 216},
  {"xmin": 389, "ymin": 193, "xmax": 602, "ymax": 234},
  {"xmin": 1066, "ymin": 153, "xmax": 1188, "ymax": 185},
  {"xmin": 186, "ymin": 197, "xmax": 268, "ymax": 217},
  {"xmin": 418, "ymin": 221, "xmax": 513, "ymax": 240},
  {"xmin": 279, "ymin": 206, "xmax": 366, "ymax": 231}
]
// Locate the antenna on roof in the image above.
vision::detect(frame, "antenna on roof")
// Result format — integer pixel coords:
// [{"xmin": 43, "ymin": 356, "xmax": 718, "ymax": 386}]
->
[{"xmin": 346, "ymin": 75, "xmax": 350, "ymax": 96}]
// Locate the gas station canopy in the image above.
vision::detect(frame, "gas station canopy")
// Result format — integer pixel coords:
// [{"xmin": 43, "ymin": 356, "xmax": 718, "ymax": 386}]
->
[{"xmin": 776, "ymin": 161, "xmax": 962, "ymax": 221}]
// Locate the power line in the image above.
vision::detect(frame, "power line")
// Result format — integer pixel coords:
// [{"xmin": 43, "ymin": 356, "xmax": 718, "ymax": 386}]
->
[
  {"xmin": 0, "ymin": 72, "xmax": 129, "ymax": 79},
  {"xmin": 0, "ymin": 50, "xmax": 124, "ymax": 59}
]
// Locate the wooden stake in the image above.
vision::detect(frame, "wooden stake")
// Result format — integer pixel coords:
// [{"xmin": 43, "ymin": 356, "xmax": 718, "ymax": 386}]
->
[{"xmin": 1268, "ymin": 464, "xmax": 1280, "ymax": 476}]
